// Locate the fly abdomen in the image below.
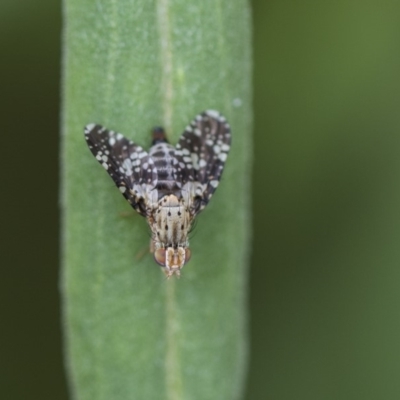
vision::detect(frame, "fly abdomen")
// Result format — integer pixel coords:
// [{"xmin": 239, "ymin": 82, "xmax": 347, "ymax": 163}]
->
[{"xmin": 150, "ymin": 141, "xmax": 181, "ymax": 196}]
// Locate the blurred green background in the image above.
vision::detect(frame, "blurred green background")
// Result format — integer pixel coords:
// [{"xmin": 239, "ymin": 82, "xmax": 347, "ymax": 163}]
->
[{"xmin": 1, "ymin": 0, "xmax": 400, "ymax": 399}]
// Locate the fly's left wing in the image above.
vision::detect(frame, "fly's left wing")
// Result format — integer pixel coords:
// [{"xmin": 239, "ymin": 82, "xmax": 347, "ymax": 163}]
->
[{"xmin": 84, "ymin": 124, "xmax": 157, "ymax": 216}]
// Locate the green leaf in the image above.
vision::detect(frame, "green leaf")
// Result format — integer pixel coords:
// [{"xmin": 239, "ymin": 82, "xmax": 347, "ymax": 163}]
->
[{"xmin": 61, "ymin": 1, "xmax": 252, "ymax": 399}]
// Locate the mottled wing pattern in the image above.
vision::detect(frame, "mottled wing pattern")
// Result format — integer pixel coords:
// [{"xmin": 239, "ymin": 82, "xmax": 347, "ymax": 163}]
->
[
  {"xmin": 84, "ymin": 124, "xmax": 157, "ymax": 216},
  {"xmin": 175, "ymin": 110, "xmax": 231, "ymax": 211}
]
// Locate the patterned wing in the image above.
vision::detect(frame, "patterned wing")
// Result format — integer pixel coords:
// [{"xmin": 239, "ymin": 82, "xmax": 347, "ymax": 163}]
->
[
  {"xmin": 84, "ymin": 124, "xmax": 157, "ymax": 216},
  {"xmin": 175, "ymin": 110, "xmax": 231, "ymax": 212}
]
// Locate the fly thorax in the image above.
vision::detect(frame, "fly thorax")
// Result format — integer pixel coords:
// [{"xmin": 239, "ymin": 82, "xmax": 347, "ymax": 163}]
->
[{"xmin": 152, "ymin": 194, "xmax": 191, "ymax": 248}]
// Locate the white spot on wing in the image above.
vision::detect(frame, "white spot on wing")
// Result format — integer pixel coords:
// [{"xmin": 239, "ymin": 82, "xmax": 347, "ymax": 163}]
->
[
  {"xmin": 191, "ymin": 153, "xmax": 199, "ymax": 170},
  {"xmin": 210, "ymin": 180, "xmax": 219, "ymax": 188},
  {"xmin": 213, "ymin": 145, "xmax": 221, "ymax": 154},
  {"xmin": 85, "ymin": 123, "xmax": 96, "ymax": 132},
  {"xmin": 123, "ymin": 159, "xmax": 132, "ymax": 169},
  {"xmin": 205, "ymin": 110, "xmax": 220, "ymax": 118},
  {"xmin": 218, "ymin": 153, "xmax": 227, "ymax": 162},
  {"xmin": 221, "ymin": 144, "xmax": 230, "ymax": 151}
]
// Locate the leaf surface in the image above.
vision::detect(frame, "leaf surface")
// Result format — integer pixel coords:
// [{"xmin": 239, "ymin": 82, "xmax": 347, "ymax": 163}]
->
[{"xmin": 62, "ymin": 1, "xmax": 252, "ymax": 399}]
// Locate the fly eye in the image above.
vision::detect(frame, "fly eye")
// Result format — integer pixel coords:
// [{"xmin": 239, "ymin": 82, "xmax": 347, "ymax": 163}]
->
[
  {"xmin": 154, "ymin": 248, "xmax": 166, "ymax": 266},
  {"xmin": 184, "ymin": 248, "xmax": 191, "ymax": 264}
]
